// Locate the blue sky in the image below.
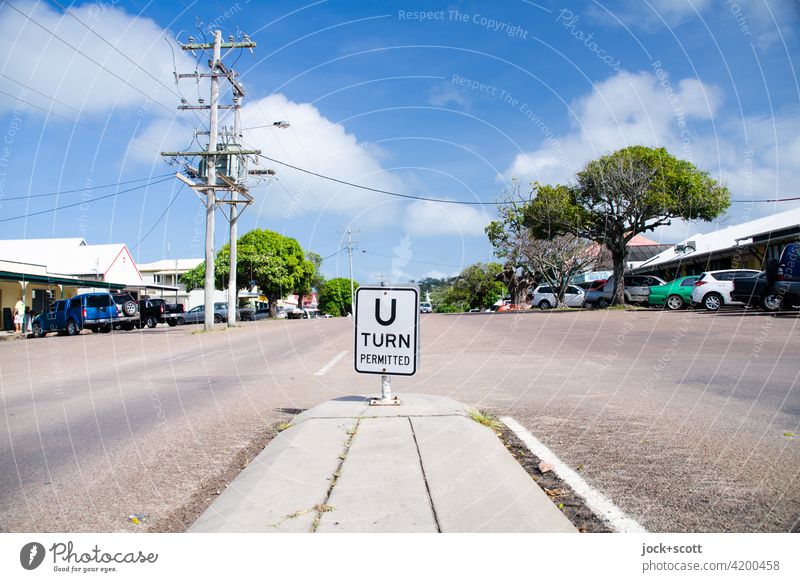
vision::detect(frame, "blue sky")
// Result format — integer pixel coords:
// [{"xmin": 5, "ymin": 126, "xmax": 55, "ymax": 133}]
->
[{"xmin": 0, "ymin": 0, "xmax": 798, "ymax": 283}]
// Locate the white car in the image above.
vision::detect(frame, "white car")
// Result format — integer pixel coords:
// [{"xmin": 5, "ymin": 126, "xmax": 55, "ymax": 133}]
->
[
  {"xmin": 531, "ymin": 285, "xmax": 585, "ymax": 309},
  {"xmin": 690, "ymin": 269, "xmax": 761, "ymax": 310}
]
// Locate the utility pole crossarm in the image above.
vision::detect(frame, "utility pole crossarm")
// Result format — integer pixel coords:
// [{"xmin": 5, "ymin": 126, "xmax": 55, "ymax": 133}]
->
[{"xmin": 180, "ymin": 41, "xmax": 256, "ymax": 50}]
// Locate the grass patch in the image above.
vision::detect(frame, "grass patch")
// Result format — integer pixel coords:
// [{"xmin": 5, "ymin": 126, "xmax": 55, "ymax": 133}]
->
[
  {"xmin": 467, "ymin": 408, "xmax": 504, "ymax": 432},
  {"xmin": 275, "ymin": 422, "xmax": 293, "ymax": 432}
]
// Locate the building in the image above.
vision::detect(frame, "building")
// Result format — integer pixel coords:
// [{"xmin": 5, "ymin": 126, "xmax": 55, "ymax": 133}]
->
[
  {"xmin": 0, "ymin": 238, "xmax": 177, "ymax": 330},
  {"xmin": 631, "ymin": 207, "xmax": 800, "ymax": 278},
  {"xmin": 137, "ymin": 258, "xmax": 205, "ymax": 308}
]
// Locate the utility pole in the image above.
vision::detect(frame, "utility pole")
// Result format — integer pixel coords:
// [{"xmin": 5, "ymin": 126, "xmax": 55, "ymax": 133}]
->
[
  {"xmin": 204, "ymin": 30, "xmax": 221, "ymax": 332},
  {"xmin": 162, "ymin": 31, "xmax": 261, "ymax": 332},
  {"xmin": 339, "ymin": 227, "xmax": 360, "ymax": 315}
]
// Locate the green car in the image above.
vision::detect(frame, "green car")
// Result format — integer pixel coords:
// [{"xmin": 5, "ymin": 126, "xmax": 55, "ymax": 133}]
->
[{"xmin": 648, "ymin": 275, "xmax": 699, "ymax": 310}]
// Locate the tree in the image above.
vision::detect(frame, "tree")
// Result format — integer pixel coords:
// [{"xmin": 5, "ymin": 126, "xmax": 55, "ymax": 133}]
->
[
  {"xmin": 522, "ymin": 234, "xmax": 598, "ymax": 307},
  {"xmin": 182, "ymin": 229, "xmax": 316, "ymax": 318},
  {"xmin": 307, "ymin": 251, "xmax": 325, "ymax": 292},
  {"xmin": 485, "ymin": 181, "xmax": 537, "ymax": 304},
  {"xmin": 318, "ymin": 277, "xmax": 358, "ymax": 317},
  {"xmin": 434, "ymin": 263, "xmax": 505, "ymax": 312},
  {"xmin": 525, "ymin": 146, "xmax": 730, "ymax": 304}
]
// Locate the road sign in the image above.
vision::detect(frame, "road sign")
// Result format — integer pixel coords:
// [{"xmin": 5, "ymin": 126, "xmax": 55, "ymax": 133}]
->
[{"xmin": 354, "ymin": 285, "xmax": 420, "ymax": 376}]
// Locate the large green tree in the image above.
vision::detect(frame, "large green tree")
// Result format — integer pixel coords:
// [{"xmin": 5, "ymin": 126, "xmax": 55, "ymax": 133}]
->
[
  {"xmin": 318, "ymin": 277, "xmax": 358, "ymax": 317},
  {"xmin": 525, "ymin": 146, "xmax": 730, "ymax": 305},
  {"xmin": 181, "ymin": 229, "xmax": 316, "ymax": 318}
]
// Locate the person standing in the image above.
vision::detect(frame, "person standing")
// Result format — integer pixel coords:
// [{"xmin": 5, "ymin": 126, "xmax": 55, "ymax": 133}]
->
[{"xmin": 14, "ymin": 296, "xmax": 25, "ymax": 334}]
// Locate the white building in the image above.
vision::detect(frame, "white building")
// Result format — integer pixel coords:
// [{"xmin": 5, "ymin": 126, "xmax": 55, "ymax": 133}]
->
[{"xmin": 136, "ymin": 258, "xmax": 213, "ymax": 308}]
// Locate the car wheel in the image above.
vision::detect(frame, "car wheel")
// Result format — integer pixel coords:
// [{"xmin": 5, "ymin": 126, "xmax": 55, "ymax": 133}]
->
[
  {"xmin": 167, "ymin": 319, "xmax": 177, "ymax": 327},
  {"xmin": 214, "ymin": 314, "xmax": 222, "ymax": 323},
  {"xmin": 121, "ymin": 301, "xmax": 137, "ymax": 317},
  {"xmin": 666, "ymin": 295, "xmax": 685, "ymax": 311},
  {"xmin": 99, "ymin": 324, "xmax": 112, "ymax": 333},
  {"xmin": 32, "ymin": 322, "xmax": 44, "ymax": 338},
  {"xmin": 703, "ymin": 293, "xmax": 722, "ymax": 311},
  {"xmin": 176, "ymin": 317, "xmax": 185, "ymax": 325},
  {"xmin": 66, "ymin": 319, "xmax": 79, "ymax": 336},
  {"xmin": 123, "ymin": 322, "xmax": 135, "ymax": 331},
  {"xmin": 145, "ymin": 316, "xmax": 157, "ymax": 328},
  {"xmin": 538, "ymin": 300, "xmax": 552, "ymax": 310},
  {"xmin": 597, "ymin": 298, "xmax": 609, "ymax": 309},
  {"xmin": 761, "ymin": 293, "xmax": 782, "ymax": 312}
]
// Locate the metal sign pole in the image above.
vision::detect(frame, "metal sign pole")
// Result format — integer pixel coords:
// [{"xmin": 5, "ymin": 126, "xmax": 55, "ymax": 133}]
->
[{"xmin": 377, "ymin": 280, "xmax": 393, "ymax": 403}]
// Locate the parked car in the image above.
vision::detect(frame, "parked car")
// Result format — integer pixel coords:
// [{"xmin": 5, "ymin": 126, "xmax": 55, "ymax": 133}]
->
[
  {"xmin": 420, "ymin": 302, "xmax": 433, "ymax": 313},
  {"xmin": 31, "ymin": 293, "xmax": 119, "ymax": 337},
  {"xmin": 112, "ymin": 293, "xmax": 139, "ymax": 318},
  {"xmin": 647, "ymin": 276, "xmax": 699, "ymax": 310},
  {"xmin": 690, "ymin": 269, "xmax": 761, "ymax": 311},
  {"xmin": 771, "ymin": 241, "xmax": 800, "ymax": 308},
  {"xmin": 238, "ymin": 306, "xmax": 255, "ymax": 321},
  {"xmin": 586, "ymin": 275, "xmax": 666, "ymax": 307},
  {"xmin": 729, "ymin": 272, "xmax": 779, "ymax": 311},
  {"xmin": 177, "ymin": 302, "xmax": 230, "ymax": 325},
  {"xmin": 253, "ymin": 308, "xmax": 271, "ymax": 321},
  {"xmin": 531, "ymin": 285, "xmax": 585, "ymax": 309}
]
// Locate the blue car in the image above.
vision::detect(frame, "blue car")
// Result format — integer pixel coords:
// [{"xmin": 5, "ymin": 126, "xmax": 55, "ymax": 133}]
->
[{"xmin": 31, "ymin": 293, "xmax": 120, "ymax": 338}]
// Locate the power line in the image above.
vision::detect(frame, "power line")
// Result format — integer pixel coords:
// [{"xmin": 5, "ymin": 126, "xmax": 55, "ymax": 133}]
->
[
  {"xmin": 130, "ymin": 184, "xmax": 185, "ymax": 251},
  {"xmin": 319, "ymin": 248, "xmax": 346, "ymax": 261},
  {"xmin": 0, "ymin": 176, "xmax": 173, "ymax": 223},
  {"xmin": 257, "ymin": 154, "xmax": 509, "ymax": 206},
  {"xmin": 731, "ymin": 196, "xmax": 800, "ymax": 203},
  {"xmin": 4, "ymin": 0, "xmax": 178, "ymax": 117},
  {"xmin": 49, "ymin": 0, "xmax": 182, "ymax": 100},
  {"xmin": 361, "ymin": 250, "xmax": 464, "ymax": 269},
  {"xmin": 0, "ymin": 172, "xmax": 174, "ymax": 201}
]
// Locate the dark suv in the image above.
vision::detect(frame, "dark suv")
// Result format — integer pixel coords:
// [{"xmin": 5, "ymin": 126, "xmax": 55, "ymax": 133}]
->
[{"xmin": 771, "ymin": 242, "xmax": 800, "ymax": 308}]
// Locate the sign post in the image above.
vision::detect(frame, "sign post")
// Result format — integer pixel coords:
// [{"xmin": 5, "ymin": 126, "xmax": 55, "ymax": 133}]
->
[{"xmin": 354, "ymin": 283, "xmax": 420, "ymax": 405}]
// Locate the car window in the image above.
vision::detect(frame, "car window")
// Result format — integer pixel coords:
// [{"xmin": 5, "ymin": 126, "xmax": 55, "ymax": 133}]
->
[
  {"xmin": 680, "ymin": 277, "xmax": 698, "ymax": 287},
  {"xmin": 86, "ymin": 294, "xmax": 112, "ymax": 308},
  {"xmin": 713, "ymin": 272, "xmax": 733, "ymax": 281},
  {"xmin": 567, "ymin": 286, "xmax": 581, "ymax": 294},
  {"xmin": 189, "ymin": 306, "xmax": 202, "ymax": 313},
  {"xmin": 57, "ymin": 301, "xmax": 67, "ymax": 312},
  {"xmin": 69, "ymin": 298, "xmax": 80, "ymax": 309}
]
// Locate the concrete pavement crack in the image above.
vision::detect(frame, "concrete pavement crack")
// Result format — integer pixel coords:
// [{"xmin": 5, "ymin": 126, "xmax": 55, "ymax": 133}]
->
[
  {"xmin": 310, "ymin": 417, "xmax": 361, "ymax": 532},
  {"xmin": 409, "ymin": 417, "xmax": 442, "ymax": 533}
]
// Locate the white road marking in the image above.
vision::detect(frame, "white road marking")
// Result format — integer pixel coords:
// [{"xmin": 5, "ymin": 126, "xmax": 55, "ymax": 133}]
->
[
  {"xmin": 314, "ymin": 351, "xmax": 347, "ymax": 376},
  {"xmin": 500, "ymin": 416, "xmax": 647, "ymax": 533}
]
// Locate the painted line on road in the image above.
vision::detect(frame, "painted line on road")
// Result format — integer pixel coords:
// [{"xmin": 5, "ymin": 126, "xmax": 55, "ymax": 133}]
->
[
  {"xmin": 314, "ymin": 351, "xmax": 347, "ymax": 376},
  {"xmin": 500, "ymin": 416, "xmax": 647, "ymax": 533}
]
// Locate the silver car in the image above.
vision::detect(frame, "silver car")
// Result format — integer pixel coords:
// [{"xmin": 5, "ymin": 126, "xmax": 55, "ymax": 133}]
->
[
  {"xmin": 177, "ymin": 302, "xmax": 230, "ymax": 324},
  {"xmin": 589, "ymin": 275, "xmax": 666, "ymax": 307}
]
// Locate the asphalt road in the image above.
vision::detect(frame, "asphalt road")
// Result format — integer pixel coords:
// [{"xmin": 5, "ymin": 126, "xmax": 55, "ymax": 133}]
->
[{"xmin": 1, "ymin": 308, "xmax": 798, "ymax": 532}]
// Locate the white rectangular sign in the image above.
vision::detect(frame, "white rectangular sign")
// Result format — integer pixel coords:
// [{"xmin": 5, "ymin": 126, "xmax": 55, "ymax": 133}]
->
[{"xmin": 354, "ymin": 285, "xmax": 420, "ymax": 376}]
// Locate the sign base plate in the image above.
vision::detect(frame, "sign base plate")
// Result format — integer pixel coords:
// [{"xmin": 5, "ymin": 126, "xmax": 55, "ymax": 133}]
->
[{"xmin": 368, "ymin": 396, "xmax": 402, "ymax": 407}]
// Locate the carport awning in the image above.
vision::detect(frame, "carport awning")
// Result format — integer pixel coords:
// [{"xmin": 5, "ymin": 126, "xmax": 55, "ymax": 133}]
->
[{"xmin": 0, "ymin": 270, "xmax": 125, "ymax": 290}]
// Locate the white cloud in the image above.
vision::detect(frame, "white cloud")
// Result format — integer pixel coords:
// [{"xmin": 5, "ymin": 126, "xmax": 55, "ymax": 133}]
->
[
  {"xmin": 503, "ymin": 71, "xmax": 721, "ymax": 185},
  {"xmin": 0, "ymin": 1, "xmax": 193, "ymax": 118},
  {"xmin": 501, "ymin": 70, "xmax": 800, "ymax": 240},
  {"xmin": 404, "ymin": 200, "xmax": 490, "ymax": 237}
]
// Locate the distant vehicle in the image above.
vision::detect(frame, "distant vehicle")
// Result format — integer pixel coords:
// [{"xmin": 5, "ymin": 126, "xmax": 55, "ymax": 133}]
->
[
  {"xmin": 531, "ymin": 285, "xmax": 585, "ymax": 309},
  {"xmin": 113, "ymin": 298, "xmax": 184, "ymax": 330},
  {"xmin": 647, "ymin": 276, "xmax": 699, "ymax": 310},
  {"xmin": 419, "ymin": 302, "xmax": 433, "ymax": 313},
  {"xmin": 177, "ymin": 302, "xmax": 230, "ymax": 325},
  {"xmin": 587, "ymin": 275, "xmax": 666, "ymax": 307},
  {"xmin": 238, "ymin": 306, "xmax": 255, "ymax": 321},
  {"xmin": 112, "ymin": 293, "xmax": 138, "ymax": 318},
  {"xmin": 730, "ymin": 272, "xmax": 774, "ymax": 310},
  {"xmin": 31, "ymin": 293, "xmax": 118, "ymax": 337},
  {"xmin": 254, "ymin": 308, "xmax": 271, "ymax": 321},
  {"xmin": 690, "ymin": 269, "xmax": 761, "ymax": 311},
  {"xmin": 771, "ymin": 242, "xmax": 800, "ymax": 308}
]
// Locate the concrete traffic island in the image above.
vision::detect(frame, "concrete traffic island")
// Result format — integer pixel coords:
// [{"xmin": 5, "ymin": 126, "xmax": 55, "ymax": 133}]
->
[{"xmin": 189, "ymin": 393, "xmax": 577, "ymax": 533}]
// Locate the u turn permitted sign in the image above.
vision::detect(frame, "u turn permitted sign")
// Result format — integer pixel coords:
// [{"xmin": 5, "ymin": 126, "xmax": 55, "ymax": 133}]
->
[{"xmin": 354, "ymin": 285, "xmax": 420, "ymax": 376}]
